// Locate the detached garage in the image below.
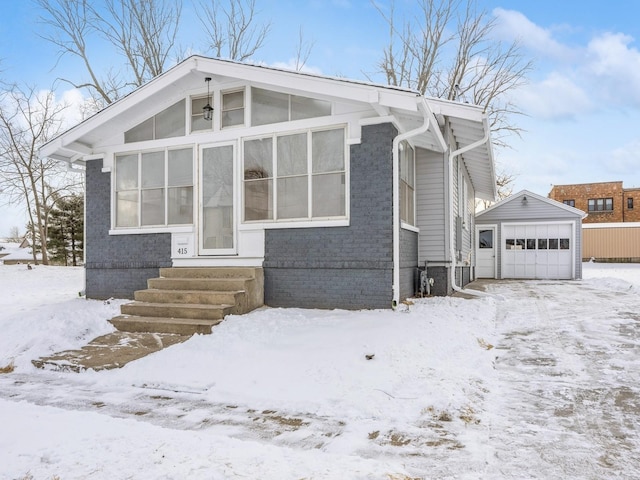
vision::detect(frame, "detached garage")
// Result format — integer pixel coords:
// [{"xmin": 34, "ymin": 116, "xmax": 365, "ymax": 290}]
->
[{"xmin": 475, "ymin": 190, "xmax": 586, "ymax": 280}]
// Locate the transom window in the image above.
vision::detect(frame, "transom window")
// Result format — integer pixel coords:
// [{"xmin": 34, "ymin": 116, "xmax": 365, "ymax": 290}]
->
[
  {"xmin": 222, "ymin": 90, "xmax": 245, "ymax": 128},
  {"xmin": 191, "ymin": 96, "xmax": 212, "ymax": 132},
  {"xmin": 115, "ymin": 147, "xmax": 194, "ymax": 228},
  {"xmin": 125, "ymin": 100, "xmax": 186, "ymax": 143},
  {"xmin": 123, "ymin": 87, "xmax": 332, "ymax": 142},
  {"xmin": 251, "ymin": 87, "xmax": 331, "ymax": 126},
  {"xmin": 243, "ymin": 127, "xmax": 346, "ymax": 222},
  {"xmin": 588, "ymin": 198, "xmax": 613, "ymax": 212}
]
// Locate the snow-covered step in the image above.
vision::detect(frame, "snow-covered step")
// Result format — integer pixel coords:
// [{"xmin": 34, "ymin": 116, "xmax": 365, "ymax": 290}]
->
[
  {"xmin": 109, "ymin": 267, "xmax": 264, "ymax": 335},
  {"xmin": 110, "ymin": 315, "xmax": 224, "ymax": 335}
]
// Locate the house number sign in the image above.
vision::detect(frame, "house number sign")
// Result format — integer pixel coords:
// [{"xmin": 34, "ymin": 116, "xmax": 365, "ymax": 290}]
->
[{"xmin": 172, "ymin": 234, "xmax": 194, "ymax": 258}]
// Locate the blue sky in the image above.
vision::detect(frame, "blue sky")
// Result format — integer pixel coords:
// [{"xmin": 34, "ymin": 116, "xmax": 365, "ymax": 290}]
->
[{"xmin": 2, "ymin": 0, "xmax": 640, "ymax": 236}]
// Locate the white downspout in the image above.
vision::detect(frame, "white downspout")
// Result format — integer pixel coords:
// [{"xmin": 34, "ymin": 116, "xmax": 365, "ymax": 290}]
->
[
  {"xmin": 391, "ymin": 97, "xmax": 444, "ymax": 308},
  {"xmin": 448, "ymin": 116, "xmax": 492, "ymax": 297}
]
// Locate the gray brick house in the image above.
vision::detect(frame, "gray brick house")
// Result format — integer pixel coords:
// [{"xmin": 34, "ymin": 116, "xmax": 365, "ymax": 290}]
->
[{"xmin": 41, "ymin": 56, "xmax": 496, "ymax": 310}]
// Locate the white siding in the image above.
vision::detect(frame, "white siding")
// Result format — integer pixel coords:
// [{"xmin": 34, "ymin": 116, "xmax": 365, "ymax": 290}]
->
[
  {"xmin": 416, "ymin": 148, "xmax": 446, "ymax": 263},
  {"xmin": 459, "ymin": 167, "xmax": 475, "ymax": 266},
  {"xmin": 477, "ymin": 192, "xmax": 585, "ymax": 279}
]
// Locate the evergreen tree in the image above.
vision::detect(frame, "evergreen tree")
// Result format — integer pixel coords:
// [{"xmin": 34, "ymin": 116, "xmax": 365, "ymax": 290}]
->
[{"xmin": 48, "ymin": 194, "xmax": 84, "ymax": 266}]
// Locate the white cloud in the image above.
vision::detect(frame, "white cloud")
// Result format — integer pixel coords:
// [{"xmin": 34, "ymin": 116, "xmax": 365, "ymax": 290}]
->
[
  {"xmin": 59, "ymin": 88, "xmax": 87, "ymax": 127},
  {"xmin": 610, "ymin": 139, "xmax": 640, "ymax": 179},
  {"xmin": 492, "ymin": 9, "xmax": 640, "ymax": 117},
  {"xmin": 584, "ymin": 32, "xmax": 640, "ymax": 107},
  {"xmin": 492, "ymin": 8, "xmax": 576, "ymax": 61},
  {"xmin": 516, "ymin": 72, "xmax": 592, "ymax": 119}
]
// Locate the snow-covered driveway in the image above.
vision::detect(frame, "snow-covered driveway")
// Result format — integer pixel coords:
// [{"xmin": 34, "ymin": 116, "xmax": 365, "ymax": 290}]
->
[
  {"xmin": 485, "ymin": 277, "xmax": 640, "ymax": 478},
  {"xmin": 0, "ymin": 264, "xmax": 638, "ymax": 479}
]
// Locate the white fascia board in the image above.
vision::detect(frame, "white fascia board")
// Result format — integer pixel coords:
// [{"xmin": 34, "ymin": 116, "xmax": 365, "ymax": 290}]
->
[
  {"xmin": 196, "ymin": 57, "xmax": 420, "ymax": 110},
  {"xmin": 378, "ymin": 90, "xmax": 419, "ymax": 112},
  {"xmin": 427, "ymin": 97, "xmax": 485, "ymax": 122},
  {"xmin": 39, "ymin": 137, "xmax": 64, "ymax": 159}
]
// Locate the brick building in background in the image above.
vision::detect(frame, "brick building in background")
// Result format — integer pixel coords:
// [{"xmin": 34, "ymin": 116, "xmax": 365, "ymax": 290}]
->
[{"xmin": 549, "ymin": 181, "xmax": 640, "ymax": 224}]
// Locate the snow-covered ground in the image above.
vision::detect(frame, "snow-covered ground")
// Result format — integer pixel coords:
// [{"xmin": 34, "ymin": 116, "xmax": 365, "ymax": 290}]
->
[{"xmin": 0, "ymin": 263, "xmax": 638, "ymax": 479}]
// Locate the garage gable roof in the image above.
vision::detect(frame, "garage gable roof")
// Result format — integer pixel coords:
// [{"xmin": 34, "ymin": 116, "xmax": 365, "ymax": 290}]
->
[{"xmin": 477, "ymin": 190, "xmax": 587, "ymax": 220}]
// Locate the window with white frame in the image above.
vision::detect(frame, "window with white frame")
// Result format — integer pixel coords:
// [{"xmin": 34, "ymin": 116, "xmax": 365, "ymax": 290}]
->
[
  {"xmin": 399, "ymin": 141, "xmax": 415, "ymax": 226},
  {"xmin": 221, "ymin": 89, "xmax": 245, "ymax": 128},
  {"xmin": 115, "ymin": 147, "xmax": 194, "ymax": 228},
  {"xmin": 191, "ymin": 96, "xmax": 212, "ymax": 132},
  {"xmin": 251, "ymin": 87, "xmax": 332, "ymax": 126},
  {"xmin": 125, "ymin": 100, "xmax": 186, "ymax": 143},
  {"xmin": 243, "ymin": 127, "xmax": 346, "ymax": 222}
]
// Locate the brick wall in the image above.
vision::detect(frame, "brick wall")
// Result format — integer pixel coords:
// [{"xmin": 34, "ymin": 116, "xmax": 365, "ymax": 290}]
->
[
  {"xmin": 549, "ymin": 181, "xmax": 624, "ymax": 223},
  {"xmin": 623, "ymin": 188, "xmax": 640, "ymax": 222},
  {"xmin": 85, "ymin": 160, "xmax": 172, "ymax": 299},
  {"xmin": 264, "ymin": 123, "xmax": 397, "ymax": 310}
]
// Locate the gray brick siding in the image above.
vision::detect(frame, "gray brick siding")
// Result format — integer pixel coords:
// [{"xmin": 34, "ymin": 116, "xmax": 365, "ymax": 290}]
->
[
  {"xmin": 85, "ymin": 160, "xmax": 172, "ymax": 299},
  {"xmin": 264, "ymin": 123, "xmax": 399, "ymax": 309}
]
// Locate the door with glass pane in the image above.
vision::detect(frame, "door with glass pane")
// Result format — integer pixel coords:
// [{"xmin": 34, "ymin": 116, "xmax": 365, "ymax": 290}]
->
[{"xmin": 200, "ymin": 143, "xmax": 235, "ymax": 255}]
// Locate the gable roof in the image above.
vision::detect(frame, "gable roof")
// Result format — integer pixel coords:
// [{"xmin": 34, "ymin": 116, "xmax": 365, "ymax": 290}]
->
[
  {"xmin": 477, "ymin": 189, "xmax": 588, "ymax": 219},
  {"xmin": 40, "ymin": 56, "xmax": 496, "ymax": 199}
]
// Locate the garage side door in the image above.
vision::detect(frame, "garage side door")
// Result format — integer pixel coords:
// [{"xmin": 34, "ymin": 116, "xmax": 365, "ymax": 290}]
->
[{"xmin": 502, "ymin": 223, "xmax": 574, "ymax": 279}]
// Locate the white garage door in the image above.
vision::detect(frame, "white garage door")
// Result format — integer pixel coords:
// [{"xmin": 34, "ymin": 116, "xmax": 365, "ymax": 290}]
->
[{"xmin": 502, "ymin": 223, "xmax": 574, "ymax": 279}]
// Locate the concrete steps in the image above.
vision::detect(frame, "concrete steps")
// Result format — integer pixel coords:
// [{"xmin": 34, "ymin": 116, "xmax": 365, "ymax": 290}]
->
[
  {"xmin": 109, "ymin": 316, "xmax": 225, "ymax": 335},
  {"xmin": 109, "ymin": 267, "xmax": 263, "ymax": 335}
]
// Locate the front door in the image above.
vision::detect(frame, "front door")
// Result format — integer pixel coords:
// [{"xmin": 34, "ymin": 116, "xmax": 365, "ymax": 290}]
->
[
  {"xmin": 476, "ymin": 226, "xmax": 496, "ymax": 278},
  {"xmin": 200, "ymin": 143, "xmax": 236, "ymax": 255}
]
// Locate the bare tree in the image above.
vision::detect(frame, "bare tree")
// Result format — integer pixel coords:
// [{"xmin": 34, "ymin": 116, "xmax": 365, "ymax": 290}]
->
[
  {"xmin": 372, "ymin": 0, "xmax": 533, "ymax": 199},
  {"xmin": 373, "ymin": 0, "xmax": 531, "ymax": 142},
  {"xmin": 199, "ymin": 0, "xmax": 271, "ymax": 61},
  {"xmin": 0, "ymin": 83, "xmax": 82, "ymax": 264},
  {"xmin": 293, "ymin": 27, "xmax": 315, "ymax": 72},
  {"xmin": 36, "ymin": 0, "xmax": 183, "ymax": 104},
  {"xmin": 6, "ymin": 226, "xmax": 21, "ymax": 243}
]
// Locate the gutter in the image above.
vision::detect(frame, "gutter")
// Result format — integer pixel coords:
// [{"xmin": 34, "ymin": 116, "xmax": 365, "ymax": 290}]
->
[
  {"xmin": 391, "ymin": 97, "xmax": 445, "ymax": 308},
  {"xmin": 447, "ymin": 116, "xmax": 492, "ymax": 298}
]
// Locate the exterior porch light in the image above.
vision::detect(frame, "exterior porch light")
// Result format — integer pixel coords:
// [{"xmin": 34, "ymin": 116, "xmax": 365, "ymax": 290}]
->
[{"xmin": 203, "ymin": 77, "xmax": 213, "ymax": 121}]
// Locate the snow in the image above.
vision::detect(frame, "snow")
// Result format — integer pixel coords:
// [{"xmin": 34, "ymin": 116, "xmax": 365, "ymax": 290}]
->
[
  {"xmin": 0, "ymin": 241, "xmax": 37, "ymax": 264},
  {"xmin": 0, "ymin": 262, "xmax": 639, "ymax": 479}
]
